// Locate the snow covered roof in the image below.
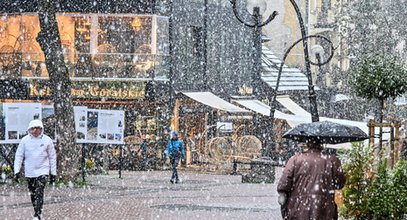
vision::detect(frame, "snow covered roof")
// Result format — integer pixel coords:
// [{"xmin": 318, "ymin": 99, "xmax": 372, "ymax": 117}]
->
[
  {"xmin": 261, "ymin": 45, "xmax": 311, "ymax": 91},
  {"xmin": 276, "ymin": 95, "xmax": 310, "ymax": 116},
  {"xmin": 182, "ymin": 92, "xmax": 249, "ymax": 113},
  {"xmin": 232, "ymin": 99, "xmax": 307, "ymax": 127},
  {"xmin": 332, "ymin": 94, "xmax": 352, "ymax": 103}
]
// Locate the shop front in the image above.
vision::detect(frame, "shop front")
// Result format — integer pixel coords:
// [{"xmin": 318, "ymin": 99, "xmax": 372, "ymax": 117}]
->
[
  {"xmin": 172, "ymin": 91, "xmax": 253, "ymax": 165},
  {"xmin": 0, "ymin": 9, "xmax": 171, "ymax": 171}
]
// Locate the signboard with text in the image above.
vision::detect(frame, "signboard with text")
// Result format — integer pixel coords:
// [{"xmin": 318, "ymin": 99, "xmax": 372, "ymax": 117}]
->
[
  {"xmin": 28, "ymin": 80, "xmax": 146, "ymax": 100},
  {"xmin": 0, "ymin": 103, "xmax": 42, "ymax": 144},
  {"xmin": 81, "ymin": 108, "xmax": 125, "ymax": 144},
  {"xmin": 0, "ymin": 103, "xmax": 125, "ymax": 144}
]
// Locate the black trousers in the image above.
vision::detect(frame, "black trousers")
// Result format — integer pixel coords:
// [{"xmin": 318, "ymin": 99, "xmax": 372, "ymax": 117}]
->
[
  {"xmin": 27, "ymin": 175, "xmax": 47, "ymax": 217},
  {"xmin": 170, "ymin": 157, "xmax": 180, "ymax": 181}
]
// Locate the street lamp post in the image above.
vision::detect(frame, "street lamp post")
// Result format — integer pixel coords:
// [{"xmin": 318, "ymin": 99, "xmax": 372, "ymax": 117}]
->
[
  {"xmin": 267, "ymin": 34, "xmax": 334, "ymax": 155},
  {"xmin": 231, "ymin": 0, "xmax": 336, "ymax": 160},
  {"xmin": 230, "ymin": 0, "xmax": 277, "ymax": 157},
  {"xmin": 265, "ymin": 2, "xmax": 336, "ymax": 159}
]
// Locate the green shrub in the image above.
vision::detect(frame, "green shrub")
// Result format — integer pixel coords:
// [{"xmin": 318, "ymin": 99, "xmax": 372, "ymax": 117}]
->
[
  {"xmin": 85, "ymin": 159, "xmax": 95, "ymax": 170},
  {"xmin": 1, "ymin": 165, "xmax": 12, "ymax": 175},
  {"xmin": 339, "ymin": 142, "xmax": 373, "ymax": 219},
  {"xmin": 340, "ymin": 142, "xmax": 407, "ymax": 220},
  {"xmin": 367, "ymin": 162, "xmax": 393, "ymax": 219},
  {"xmin": 391, "ymin": 160, "xmax": 407, "ymax": 219}
]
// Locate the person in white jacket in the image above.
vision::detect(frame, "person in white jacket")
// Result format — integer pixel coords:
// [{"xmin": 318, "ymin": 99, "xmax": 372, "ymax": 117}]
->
[{"xmin": 13, "ymin": 119, "xmax": 57, "ymax": 220}]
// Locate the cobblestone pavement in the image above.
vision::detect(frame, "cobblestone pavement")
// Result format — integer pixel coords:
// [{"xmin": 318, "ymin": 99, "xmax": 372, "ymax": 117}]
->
[{"xmin": 0, "ymin": 168, "xmax": 284, "ymax": 220}]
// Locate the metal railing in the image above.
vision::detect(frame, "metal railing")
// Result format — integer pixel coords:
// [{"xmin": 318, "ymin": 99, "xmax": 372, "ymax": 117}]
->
[{"xmin": 0, "ymin": 52, "xmax": 170, "ymax": 81}]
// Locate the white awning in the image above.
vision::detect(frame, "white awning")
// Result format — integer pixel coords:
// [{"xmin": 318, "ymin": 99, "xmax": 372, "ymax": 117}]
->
[
  {"xmin": 232, "ymin": 98, "xmax": 390, "ymax": 149},
  {"xmin": 232, "ymin": 99, "xmax": 308, "ymax": 127},
  {"xmin": 276, "ymin": 95, "xmax": 310, "ymax": 116},
  {"xmin": 182, "ymin": 92, "xmax": 249, "ymax": 113}
]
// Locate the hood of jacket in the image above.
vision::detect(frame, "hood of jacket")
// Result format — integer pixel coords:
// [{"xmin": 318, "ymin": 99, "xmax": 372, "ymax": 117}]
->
[{"xmin": 27, "ymin": 119, "xmax": 44, "ymax": 130}]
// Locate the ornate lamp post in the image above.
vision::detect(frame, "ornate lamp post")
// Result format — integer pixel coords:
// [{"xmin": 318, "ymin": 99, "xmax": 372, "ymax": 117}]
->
[
  {"xmin": 231, "ymin": 0, "xmax": 336, "ymax": 159},
  {"xmin": 266, "ymin": 34, "xmax": 334, "ymax": 155},
  {"xmin": 230, "ymin": 0, "xmax": 277, "ymax": 157},
  {"xmin": 265, "ymin": 0, "xmax": 335, "ymax": 157}
]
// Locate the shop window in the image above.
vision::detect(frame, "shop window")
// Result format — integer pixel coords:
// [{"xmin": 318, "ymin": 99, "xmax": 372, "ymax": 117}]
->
[
  {"xmin": 0, "ymin": 13, "xmax": 170, "ymax": 80},
  {"xmin": 135, "ymin": 116, "xmax": 157, "ymax": 133},
  {"xmin": 190, "ymin": 26, "xmax": 204, "ymax": 57}
]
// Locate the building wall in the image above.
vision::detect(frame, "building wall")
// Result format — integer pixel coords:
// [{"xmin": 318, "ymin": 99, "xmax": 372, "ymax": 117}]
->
[
  {"xmin": 171, "ymin": 0, "xmax": 253, "ymax": 97},
  {"xmin": 261, "ymin": 0, "xmax": 342, "ymax": 88},
  {"xmin": 0, "ymin": 1, "xmax": 174, "ymax": 140}
]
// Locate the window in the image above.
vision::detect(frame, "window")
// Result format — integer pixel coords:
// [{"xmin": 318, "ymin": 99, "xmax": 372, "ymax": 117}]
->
[
  {"xmin": 0, "ymin": 13, "xmax": 170, "ymax": 80},
  {"xmin": 189, "ymin": 26, "xmax": 204, "ymax": 57}
]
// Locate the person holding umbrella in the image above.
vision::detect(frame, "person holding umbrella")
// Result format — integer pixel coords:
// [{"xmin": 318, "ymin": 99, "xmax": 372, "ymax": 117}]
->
[{"xmin": 277, "ymin": 139, "xmax": 346, "ymax": 220}]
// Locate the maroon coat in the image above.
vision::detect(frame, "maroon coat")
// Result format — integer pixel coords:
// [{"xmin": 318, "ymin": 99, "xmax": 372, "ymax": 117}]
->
[{"xmin": 277, "ymin": 148, "xmax": 346, "ymax": 220}]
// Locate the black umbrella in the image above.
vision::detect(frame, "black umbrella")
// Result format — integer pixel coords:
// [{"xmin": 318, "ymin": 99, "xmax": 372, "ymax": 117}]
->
[{"xmin": 282, "ymin": 120, "xmax": 369, "ymax": 144}]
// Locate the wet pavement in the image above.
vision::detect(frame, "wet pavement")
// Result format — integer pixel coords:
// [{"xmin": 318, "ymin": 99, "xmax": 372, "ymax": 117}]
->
[{"xmin": 0, "ymin": 168, "xmax": 284, "ymax": 220}]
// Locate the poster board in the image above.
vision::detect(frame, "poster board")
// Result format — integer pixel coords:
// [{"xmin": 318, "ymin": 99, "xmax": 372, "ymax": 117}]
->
[
  {"xmin": 0, "ymin": 103, "xmax": 42, "ymax": 144},
  {"xmin": 84, "ymin": 109, "xmax": 125, "ymax": 144},
  {"xmin": 42, "ymin": 105, "xmax": 56, "ymax": 140},
  {"xmin": 0, "ymin": 103, "xmax": 125, "ymax": 144},
  {"xmin": 74, "ymin": 106, "xmax": 88, "ymax": 142}
]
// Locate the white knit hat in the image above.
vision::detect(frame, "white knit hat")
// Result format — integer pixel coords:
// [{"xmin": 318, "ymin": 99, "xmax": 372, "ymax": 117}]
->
[{"xmin": 27, "ymin": 119, "xmax": 44, "ymax": 130}]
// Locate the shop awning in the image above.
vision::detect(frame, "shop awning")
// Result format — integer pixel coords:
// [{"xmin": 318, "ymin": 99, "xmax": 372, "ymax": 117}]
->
[
  {"xmin": 232, "ymin": 99, "xmax": 307, "ymax": 127},
  {"xmin": 276, "ymin": 95, "xmax": 310, "ymax": 116},
  {"xmin": 233, "ymin": 98, "xmax": 376, "ymax": 149},
  {"xmin": 182, "ymin": 92, "xmax": 249, "ymax": 113}
]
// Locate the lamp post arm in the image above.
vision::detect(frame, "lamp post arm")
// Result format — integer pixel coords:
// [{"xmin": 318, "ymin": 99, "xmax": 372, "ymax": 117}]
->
[
  {"xmin": 272, "ymin": 35, "xmax": 334, "ymax": 115},
  {"xmin": 230, "ymin": 0, "xmax": 256, "ymax": 28},
  {"xmin": 258, "ymin": 11, "xmax": 278, "ymax": 28},
  {"xmin": 230, "ymin": 0, "xmax": 278, "ymax": 28},
  {"xmin": 288, "ymin": 0, "xmax": 319, "ymax": 122}
]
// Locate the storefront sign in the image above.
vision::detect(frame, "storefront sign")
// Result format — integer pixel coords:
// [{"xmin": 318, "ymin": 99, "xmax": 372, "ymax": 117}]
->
[{"xmin": 28, "ymin": 80, "xmax": 145, "ymax": 100}]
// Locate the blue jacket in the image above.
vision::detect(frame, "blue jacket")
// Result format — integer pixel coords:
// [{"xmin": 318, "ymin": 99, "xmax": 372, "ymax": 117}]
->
[{"xmin": 165, "ymin": 139, "xmax": 186, "ymax": 159}]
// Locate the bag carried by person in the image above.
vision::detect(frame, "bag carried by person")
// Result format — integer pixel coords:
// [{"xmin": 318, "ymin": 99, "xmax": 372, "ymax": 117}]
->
[{"xmin": 171, "ymin": 142, "xmax": 182, "ymax": 158}]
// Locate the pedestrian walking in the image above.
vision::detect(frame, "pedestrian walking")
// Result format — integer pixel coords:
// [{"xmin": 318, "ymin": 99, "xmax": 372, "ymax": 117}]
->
[
  {"xmin": 277, "ymin": 141, "xmax": 346, "ymax": 220},
  {"xmin": 164, "ymin": 131, "xmax": 185, "ymax": 184},
  {"xmin": 13, "ymin": 119, "xmax": 57, "ymax": 220}
]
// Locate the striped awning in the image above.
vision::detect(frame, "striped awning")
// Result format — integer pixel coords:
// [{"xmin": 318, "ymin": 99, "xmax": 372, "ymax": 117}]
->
[{"xmin": 261, "ymin": 45, "xmax": 318, "ymax": 91}]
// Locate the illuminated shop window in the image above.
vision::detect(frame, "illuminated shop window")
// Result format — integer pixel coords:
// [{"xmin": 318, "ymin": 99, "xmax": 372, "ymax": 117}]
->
[{"xmin": 0, "ymin": 13, "xmax": 169, "ymax": 80}]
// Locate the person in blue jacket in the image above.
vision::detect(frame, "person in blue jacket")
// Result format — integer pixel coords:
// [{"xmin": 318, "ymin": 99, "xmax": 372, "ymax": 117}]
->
[{"xmin": 164, "ymin": 131, "xmax": 186, "ymax": 184}]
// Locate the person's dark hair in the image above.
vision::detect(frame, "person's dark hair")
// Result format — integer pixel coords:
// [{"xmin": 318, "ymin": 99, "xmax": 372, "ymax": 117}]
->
[{"xmin": 305, "ymin": 139, "xmax": 323, "ymax": 150}]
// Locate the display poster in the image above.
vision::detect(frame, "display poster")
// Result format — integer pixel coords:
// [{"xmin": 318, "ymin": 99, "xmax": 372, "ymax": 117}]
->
[
  {"xmin": 1, "ymin": 103, "xmax": 42, "ymax": 144},
  {"xmin": 74, "ymin": 106, "xmax": 88, "ymax": 143},
  {"xmin": 87, "ymin": 109, "xmax": 125, "ymax": 144},
  {"xmin": 0, "ymin": 103, "xmax": 125, "ymax": 144},
  {"xmin": 42, "ymin": 105, "xmax": 56, "ymax": 140}
]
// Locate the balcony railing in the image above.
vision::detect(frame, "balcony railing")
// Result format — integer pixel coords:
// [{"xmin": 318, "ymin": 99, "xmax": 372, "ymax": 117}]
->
[{"xmin": 0, "ymin": 52, "xmax": 170, "ymax": 81}]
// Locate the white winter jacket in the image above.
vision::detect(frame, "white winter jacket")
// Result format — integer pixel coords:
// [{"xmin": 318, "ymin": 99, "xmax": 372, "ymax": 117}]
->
[{"xmin": 14, "ymin": 133, "xmax": 57, "ymax": 178}]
